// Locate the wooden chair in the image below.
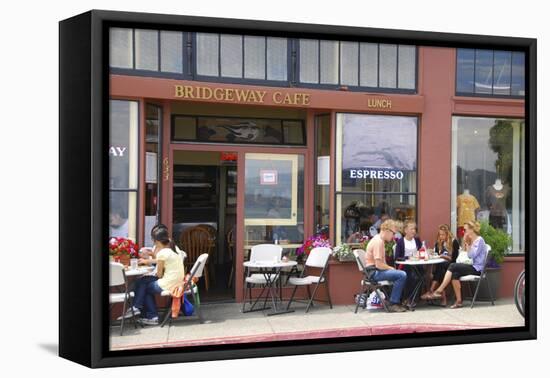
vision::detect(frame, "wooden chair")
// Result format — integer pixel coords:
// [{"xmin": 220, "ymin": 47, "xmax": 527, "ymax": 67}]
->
[
  {"xmin": 227, "ymin": 227, "xmax": 235, "ymax": 288},
  {"xmin": 180, "ymin": 226, "xmax": 212, "ymax": 291}
]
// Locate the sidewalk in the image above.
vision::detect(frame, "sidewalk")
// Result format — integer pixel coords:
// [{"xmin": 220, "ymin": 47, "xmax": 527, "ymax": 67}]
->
[{"xmin": 110, "ymin": 299, "xmax": 524, "ymax": 351}]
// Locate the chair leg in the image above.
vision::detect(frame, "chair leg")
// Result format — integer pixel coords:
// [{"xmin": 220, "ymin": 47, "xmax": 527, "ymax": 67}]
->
[
  {"xmin": 306, "ymin": 285, "xmax": 313, "ymax": 308},
  {"xmin": 306, "ymin": 283, "xmax": 322, "ymax": 313},
  {"xmin": 191, "ymin": 289, "xmax": 204, "ymax": 324},
  {"xmin": 242, "ymin": 282, "xmax": 249, "ymax": 312},
  {"xmin": 486, "ymin": 278, "xmax": 495, "ymax": 305},
  {"xmin": 204, "ymin": 266, "xmax": 210, "ymax": 292},
  {"xmin": 120, "ymin": 296, "xmax": 127, "ymax": 336},
  {"xmin": 160, "ymin": 298, "xmax": 173, "ymax": 328},
  {"xmin": 470, "ymin": 280, "xmax": 482, "ymax": 309},
  {"xmin": 286, "ymin": 285, "xmax": 299, "ymax": 310},
  {"xmin": 325, "ymin": 281, "xmax": 333, "ymax": 309},
  {"xmin": 130, "ymin": 300, "xmax": 137, "ymax": 329}
]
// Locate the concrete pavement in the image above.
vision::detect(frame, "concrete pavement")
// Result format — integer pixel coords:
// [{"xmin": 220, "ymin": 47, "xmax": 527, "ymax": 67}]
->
[{"xmin": 110, "ymin": 298, "xmax": 524, "ymax": 351}]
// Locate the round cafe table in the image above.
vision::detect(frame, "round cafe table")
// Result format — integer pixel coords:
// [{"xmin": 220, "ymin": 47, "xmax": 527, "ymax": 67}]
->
[
  {"xmin": 242, "ymin": 260, "xmax": 297, "ymax": 316},
  {"xmin": 396, "ymin": 257, "xmax": 446, "ymax": 309},
  {"xmin": 124, "ymin": 265, "xmax": 155, "ymax": 277}
]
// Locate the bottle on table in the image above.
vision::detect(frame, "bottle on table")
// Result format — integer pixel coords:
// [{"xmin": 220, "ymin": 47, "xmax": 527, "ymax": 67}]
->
[{"xmin": 419, "ymin": 241, "xmax": 427, "ymax": 260}]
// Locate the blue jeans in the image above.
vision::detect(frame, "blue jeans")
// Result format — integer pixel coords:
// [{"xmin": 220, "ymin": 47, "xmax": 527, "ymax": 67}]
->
[
  {"xmin": 372, "ymin": 269, "xmax": 407, "ymax": 305},
  {"xmin": 133, "ymin": 275, "xmax": 163, "ymax": 319}
]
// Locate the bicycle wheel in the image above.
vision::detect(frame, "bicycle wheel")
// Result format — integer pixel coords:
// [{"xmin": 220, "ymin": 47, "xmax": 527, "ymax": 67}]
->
[{"xmin": 514, "ymin": 270, "xmax": 525, "ymax": 318}]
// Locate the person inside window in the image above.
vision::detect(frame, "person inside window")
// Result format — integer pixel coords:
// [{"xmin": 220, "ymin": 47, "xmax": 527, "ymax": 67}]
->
[
  {"xmin": 364, "ymin": 219, "xmax": 408, "ymax": 313},
  {"xmin": 394, "ymin": 221, "xmax": 422, "ymax": 305},
  {"xmin": 109, "ymin": 206, "xmax": 129, "ymax": 238},
  {"xmin": 425, "ymin": 221, "xmax": 487, "ymax": 308},
  {"xmin": 421, "ymin": 224, "xmax": 460, "ymax": 306},
  {"xmin": 125, "ymin": 227, "xmax": 185, "ymax": 325}
]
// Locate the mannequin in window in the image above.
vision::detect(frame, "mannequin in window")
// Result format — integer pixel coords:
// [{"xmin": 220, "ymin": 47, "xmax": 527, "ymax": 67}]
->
[
  {"xmin": 456, "ymin": 189, "xmax": 480, "ymax": 237},
  {"xmin": 485, "ymin": 178, "xmax": 509, "ymax": 231}
]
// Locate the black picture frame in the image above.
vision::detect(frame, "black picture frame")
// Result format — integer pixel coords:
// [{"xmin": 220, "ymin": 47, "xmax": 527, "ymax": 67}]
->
[{"xmin": 59, "ymin": 9, "xmax": 536, "ymax": 368}]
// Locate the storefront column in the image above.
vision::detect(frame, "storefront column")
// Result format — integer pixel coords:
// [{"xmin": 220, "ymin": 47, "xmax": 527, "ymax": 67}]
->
[
  {"xmin": 417, "ymin": 46, "xmax": 455, "ymax": 245},
  {"xmin": 138, "ymin": 99, "xmax": 146, "ymax": 245},
  {"xmin": 161, "ymin": 101, "xmax": 172, "ymax": 230}
]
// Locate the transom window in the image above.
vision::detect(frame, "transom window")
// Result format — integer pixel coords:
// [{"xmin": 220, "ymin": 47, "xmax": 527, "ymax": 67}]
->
[{"xmin": 456, "ymin": 48, "xmax": 525, "ymax": 97}]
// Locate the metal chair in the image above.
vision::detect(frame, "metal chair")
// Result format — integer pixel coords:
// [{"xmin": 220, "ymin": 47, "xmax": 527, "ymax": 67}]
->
[
  {"xmin": 109, "ymin": 262, "xmax": 139, "ymax": 335},
  {"xmin": 180, "ymin": 226, "xmax": 212, "ymax": 291},
  {"xmin": 460, "ymin": 244, "xmax": 495, "ymax": 308},
  {"xmin": 352, "ymin": 249, "xmax": 393, "ymax": 313},
  {"xmin": 242, "ymin": 244, "xmax": 282, "ymax": 313},
  {"xmin": 286, "ymin": 247, "xmax": 333, "ymax": 313},
  {"xmin": 160, "ymin": 253, "xmax": 209, "ymax": 327}
]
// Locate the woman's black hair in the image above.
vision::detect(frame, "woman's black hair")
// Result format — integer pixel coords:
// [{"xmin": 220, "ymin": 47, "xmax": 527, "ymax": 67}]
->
[{"xmin": 152, "ymin": 227, "xmax": 177, "ymax": 253}]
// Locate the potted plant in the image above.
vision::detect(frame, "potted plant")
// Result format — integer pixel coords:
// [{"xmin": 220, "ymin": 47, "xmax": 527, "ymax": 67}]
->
[
  {"xmin": 333, "ymin": 243, "xmax": 355, "ymax": 262},
  {"xmin": 471, "ymin": 221, "xmax": 512, "ymax": 300},
  {"xmin": 296, "ymin": 233, "xmax": 332, "ymax": 263},
  {"xmin": 109, "ymin": 237, "xmax": 139, "ymax": 266}
]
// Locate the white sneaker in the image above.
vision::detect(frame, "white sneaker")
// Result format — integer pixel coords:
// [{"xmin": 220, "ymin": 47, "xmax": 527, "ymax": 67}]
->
[
  {"xmin": 117, "ymin": 306, "xmax": 140, "ymax": 320},
  {"xmin": 139, "ymin": 317, "xmax": 159, "ymax": 326}
]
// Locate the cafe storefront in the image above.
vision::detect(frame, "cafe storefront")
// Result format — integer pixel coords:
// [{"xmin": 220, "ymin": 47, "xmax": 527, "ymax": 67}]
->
[{"xmin": 109, "ymin": 27, "xmax": 526, "ymax": 303}]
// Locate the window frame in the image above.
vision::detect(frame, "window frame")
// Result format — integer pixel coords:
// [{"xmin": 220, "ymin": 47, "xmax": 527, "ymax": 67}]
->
[
  {"xmin": 193, "ymin": 33, "xmax": 293, "ymax": 87},
  {"xmin": 109, "ymin": 28, "xmax": 191, "ymax": 79},
  {"xmin": 333, "ymin": 112, "xmax": 419, "ymax": 243},
  {"xmin": 296, "ymin": 40, "xmax": 418, "ymax": 94},
  {"xmin": 455, "ymin": 48, "xmax": 525, "ymax": 99},
  {"xmin": 171, "ymin": 114, "xmax": 307, "ymax": 146},
  {"xmin": 108, "ymin": 99, "xmax": 141, "ymax": 242}
]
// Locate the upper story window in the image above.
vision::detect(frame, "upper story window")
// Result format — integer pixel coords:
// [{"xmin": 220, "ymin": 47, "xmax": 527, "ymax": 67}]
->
[
  {"xmin": 195, "ymin": 33, "xmax": 288, "ymax": 82},
  {"xmin": 109, "ymin": 27, "xmax": 418, "ymax": 94},
  {"xmin": 298, "ymin": 40, "xmax": 416, "ymax": 91},
  {"xmin": 456, "ymin": 48, "xmax": 525, "ymax": 97},
  {"xmin": 109, "ymin": 28, "xmax": 184, "ymax": 74}
]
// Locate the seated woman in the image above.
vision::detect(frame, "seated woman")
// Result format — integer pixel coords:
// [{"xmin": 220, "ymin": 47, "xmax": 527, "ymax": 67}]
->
[
  {"xmin": 421, "ymin": 224, "xmax": 460, "ymax": 306},
  {"xmin": 139, "ymin": 224, "xmax": 186, "ymax": 267},
  {"xmin": 425, "ymin": 221, "xmax": 487, "ymax": 308},
  {"xmin": 394, "ymin": 221, "xmax": 422, "ymax": 305},
  {"xmin": 127, "ymin": 227, "xmax": 185, "ymax": 325}
]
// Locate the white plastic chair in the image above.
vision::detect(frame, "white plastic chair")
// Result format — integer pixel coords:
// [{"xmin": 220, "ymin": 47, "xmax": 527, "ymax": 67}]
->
[
  {"xmin": 160, "ymin": 253, "xmax": 209, "ymax": 327},
  {"xmin": 352, "ymin": 249, "xmax": 393, "ymax": 313},
  {"xmin": 242, "ymin": 244, "xmax": 283, "ymax": 312},
  {"xmin": 286, "ymin": 247, "xmax": 333, "ymax": 313},
  {"xmin": 460, "ymin": 244, "xmax": 495, "ymax": 308},
  {"xmin": 109, "ymin": 262, "xmax": 138, "ymax": 335}
]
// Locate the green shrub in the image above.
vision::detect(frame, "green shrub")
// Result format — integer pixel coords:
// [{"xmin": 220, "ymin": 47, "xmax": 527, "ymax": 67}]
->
[{"xmin": 479, "ymin": 221, "xmax": 511, "ymax": 266}]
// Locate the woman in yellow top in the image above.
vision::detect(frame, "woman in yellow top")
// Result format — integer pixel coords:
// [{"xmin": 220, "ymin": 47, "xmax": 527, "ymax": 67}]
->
[{"xmin": 126, "ymin": 227, "xmax": 185, "ymax": 325}]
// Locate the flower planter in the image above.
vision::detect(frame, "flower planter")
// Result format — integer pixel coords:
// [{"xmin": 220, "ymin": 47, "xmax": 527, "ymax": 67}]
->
[{"xmin": 337, "ymin": 255, "xmax": 356, "ymax": 262}]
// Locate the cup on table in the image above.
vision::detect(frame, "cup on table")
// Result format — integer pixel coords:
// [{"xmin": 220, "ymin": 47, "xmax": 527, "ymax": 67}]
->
[{"xmin": 130, "ymin": 258, "xmax": 138, "ymax": 270}]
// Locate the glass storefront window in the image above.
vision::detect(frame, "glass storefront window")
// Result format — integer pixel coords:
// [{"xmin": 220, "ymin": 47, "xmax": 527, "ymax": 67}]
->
[
  {"xmin": 160, "ymin": 31, "xmax": 183, "ymax": 73},
  {"xmin": 451, "ymin": 116, "xmax": 525, "ymax": 253},
  {"xmin": 244, "ymin": 154, "xmax": 304, "ymax": 246},
  {"xmin": 109, "ymin": 100, "xmax": 139, "ymax": 240},
  {"xmin": 336, "ymin": 113, "xmax": 418, "ymax": 243}
]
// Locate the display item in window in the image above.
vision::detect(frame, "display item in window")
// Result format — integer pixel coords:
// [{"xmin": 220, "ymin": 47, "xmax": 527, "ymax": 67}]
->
[
  {"xmin": 485, "ymin": 179, "xmax": 509, "ymax": 231},
  {"xmin": 456, "ymin": 189, "xmax": 480, "ymax": 227}
]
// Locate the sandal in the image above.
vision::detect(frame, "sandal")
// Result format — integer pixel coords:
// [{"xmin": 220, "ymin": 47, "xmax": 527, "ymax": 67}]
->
[
  {"xmin": 420, "ymin": 292, "xmax": 432, "ymax": 300},
  {"xmin": 431, "ymin": 291, "xmax": 443, "ymax": 299},
  {"xmin": 450, "ymin": 303, "xmax": 463, "ymax": 309}
]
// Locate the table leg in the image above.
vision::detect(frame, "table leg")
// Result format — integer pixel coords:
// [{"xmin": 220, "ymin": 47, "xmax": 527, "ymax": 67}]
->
[{"xmin": 265, "ymin": 268, "xmax": 294, "ymax": 316}]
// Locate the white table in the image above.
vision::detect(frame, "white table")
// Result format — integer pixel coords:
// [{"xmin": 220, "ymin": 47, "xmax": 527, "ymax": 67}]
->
[
  {"xmin": 124, "ymin": 266, "xmax": 154, "ymax": 277},
  {"xmin": 396, "ymin": 257, "xmax": 446, "ymax": 308},
  {"xmin": 243, "ymin": 260, "xmax": 297, "ymax": 316}
]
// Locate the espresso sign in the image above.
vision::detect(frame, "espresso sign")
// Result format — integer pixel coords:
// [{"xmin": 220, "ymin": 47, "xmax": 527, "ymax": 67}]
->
[{"xmin": 348, "ymin": 168, "xmax": 404, "ymax": 180}]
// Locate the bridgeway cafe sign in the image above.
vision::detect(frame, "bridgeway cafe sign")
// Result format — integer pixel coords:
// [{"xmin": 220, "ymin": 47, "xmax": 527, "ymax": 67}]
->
[
  {"xmin": 175, "ymin": 85, "xmax": 311, "ymax": 106},
  {"xmin": 348, "ymin": 168, "xmax": 404, "ymax": 180}
]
